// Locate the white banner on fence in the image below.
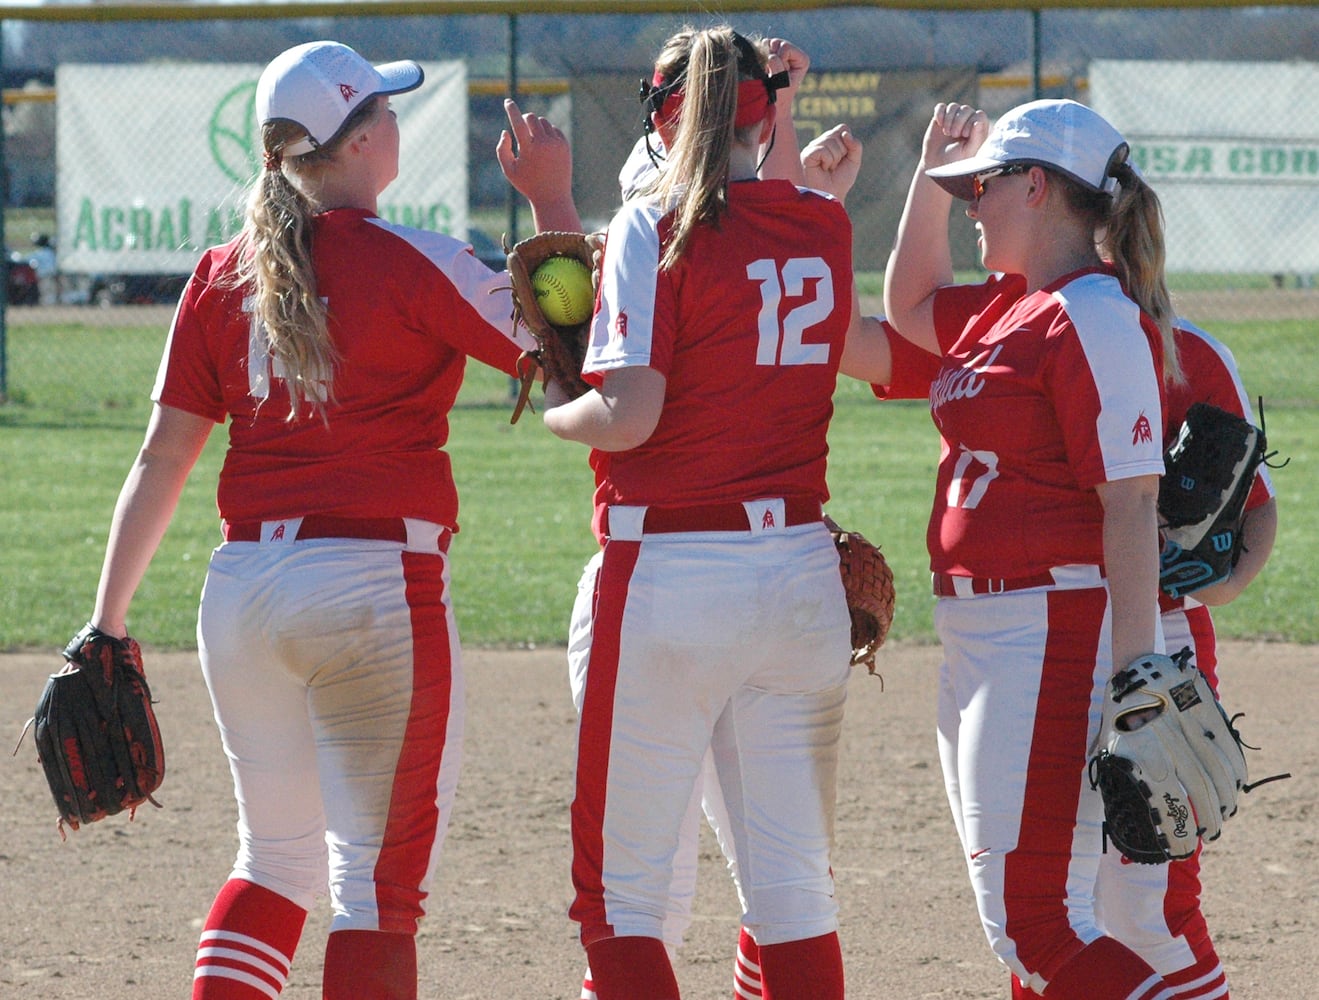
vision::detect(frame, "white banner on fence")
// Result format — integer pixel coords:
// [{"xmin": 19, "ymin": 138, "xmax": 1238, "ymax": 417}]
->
[
  {"xmin": 56, "ymin": 61, "xmax": 467, "ymax": 274},
  {"xmin": 1090, "ymin": 60, "xmax": 1319, "ymax": 274}
]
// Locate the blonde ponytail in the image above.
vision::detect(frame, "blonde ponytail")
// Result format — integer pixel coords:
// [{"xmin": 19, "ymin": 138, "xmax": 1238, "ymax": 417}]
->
[
  {"xmin": 1058, "ymin": 164, "xmax": 1181, "ymax": 384},
  {"xmin": 231, "ymin": 97, "xmax": 383, "ymax": 417},
  {"xmin": 1103, "ymin": 164, "xmax": 1181, "ymax": 384},
  {"xmin": 653, "ymin": 27, "xmax": 769, "ymax": 271}
]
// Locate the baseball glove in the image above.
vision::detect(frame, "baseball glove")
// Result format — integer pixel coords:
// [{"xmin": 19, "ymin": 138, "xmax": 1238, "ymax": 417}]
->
[
  {"xmin": 825, "ymin": 516, "xmax": 895, "ymax": 674},
  {"xmin": 1088, "ymin": 648, "xmax": 1250, "ymax": 864},
  {"xmin": 506, "ymin": 230, "xmax": 596, "ymax": 423},
  {"xmin": 15, "ymin": 623, "xmax": 164, "ymax": 837},
  {"xmin": 1158, "ymin": 402, "xmax": 1269, "ymax": 599}
]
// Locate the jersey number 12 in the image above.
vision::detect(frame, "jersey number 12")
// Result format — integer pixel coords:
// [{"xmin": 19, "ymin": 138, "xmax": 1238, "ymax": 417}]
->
[{"xmin": 746, "ymin": 257, "xmax": 834, "ymax": 367}]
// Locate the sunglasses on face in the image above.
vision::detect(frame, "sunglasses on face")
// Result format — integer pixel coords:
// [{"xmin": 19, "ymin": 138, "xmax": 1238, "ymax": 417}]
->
[{"xmin": 972, "ymin": 164, "xmax": 1029, "ymax": 201}]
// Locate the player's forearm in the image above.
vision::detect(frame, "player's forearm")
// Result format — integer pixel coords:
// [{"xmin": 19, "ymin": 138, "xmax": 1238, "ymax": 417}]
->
[
  {"xmin": 761, "ymin": 37, "xmax": 809, "ymax": 187},
  {"xmin": 838, "ymin": 306, "xmax": 894, "ymax": 386},
  {"xmin": 94, "ymin": 465, "xmax": 189, "ymax": 635},
  {"xmin": 883, "ymin": 168, "xmax": 953, "ymax": 355},
  {"xmin": 1098, "ymin": 475, "xmax": 1161, "ymax": 670},
  {"xmin": 529, "ymin": 195, "xmax": 583, "ymax": 237},
  {"xmin": 1192, "ymin": 497, "xmax": 1278, "ymax": 606},
  {"xmin": 543, "ymin": 366, "xmax": 665, "ymax": 452}
]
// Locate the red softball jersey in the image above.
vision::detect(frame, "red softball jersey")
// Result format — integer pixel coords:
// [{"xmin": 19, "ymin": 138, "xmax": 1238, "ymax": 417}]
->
[
  {"xmin": 582, "ymin": 179, "xmax": 854, "ymax": 532},
  {"xmin": 924, "ymin": 267, "xmax": 1167, "ymax": 579},
  {"xmin": 153, "ymin": 208, "xmax": 529, "ymax": 529}
]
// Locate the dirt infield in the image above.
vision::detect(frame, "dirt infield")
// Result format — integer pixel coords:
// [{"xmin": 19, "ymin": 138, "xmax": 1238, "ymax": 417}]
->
[{"xmin": 2, "ymin": 641, "xmax": 1313, "ymax": 999}]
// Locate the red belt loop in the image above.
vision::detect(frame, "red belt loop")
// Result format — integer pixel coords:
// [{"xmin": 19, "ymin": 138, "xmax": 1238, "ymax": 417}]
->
[
  {"xmin": 222, "ymin": 516, "xmax": 411, "ymax": 544},
  {"xmin": 636, "ymin": 497, "xmax": 823, "ymax": 534}
]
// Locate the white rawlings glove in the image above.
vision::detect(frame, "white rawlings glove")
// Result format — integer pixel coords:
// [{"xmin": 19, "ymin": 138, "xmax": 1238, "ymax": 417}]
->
[{"xmin": 1088, "ymin": 649, "xmax": 1248, "ymax": 864}]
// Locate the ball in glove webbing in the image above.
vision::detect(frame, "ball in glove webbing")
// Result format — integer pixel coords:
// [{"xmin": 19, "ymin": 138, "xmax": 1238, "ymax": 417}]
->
[{"xmin": 531, "ymin": 256, "xmax": 594, "ymax": 327}]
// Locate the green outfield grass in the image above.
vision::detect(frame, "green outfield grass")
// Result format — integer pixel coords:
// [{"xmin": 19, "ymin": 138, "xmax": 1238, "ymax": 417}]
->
[{"xmin": 0, "ymin": 315, "xmax": 1313, "ymax": 650}]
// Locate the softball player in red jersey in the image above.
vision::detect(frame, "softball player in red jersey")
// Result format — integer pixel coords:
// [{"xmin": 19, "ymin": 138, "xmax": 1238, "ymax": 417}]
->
[
  {"xmin": 884, "ymin": 98, "xmax": 1200, "ymax": 1000},
  {"xmin": 543, "ymin": 27, "xmax": 855, "ymax": 1000},
  {"xmin": 869, "ymin": 313, "xmax": 1278, "ymax": 1000},
  {"xmin": 80, "ymin": 41, "xmax": 579, "ymax": 1000},
  {"xmin": 571, "ymin": 36, "xmax": 859, "ymax": 1000}
]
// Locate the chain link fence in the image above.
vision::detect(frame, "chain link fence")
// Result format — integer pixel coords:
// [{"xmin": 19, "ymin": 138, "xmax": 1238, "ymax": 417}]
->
[{"xmin": 2, "ymin": 5, "xmax": 1316, "ymax": 403}]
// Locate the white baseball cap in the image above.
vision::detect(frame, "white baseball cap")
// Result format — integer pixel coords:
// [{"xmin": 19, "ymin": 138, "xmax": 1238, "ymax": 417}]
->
[
  {"xmin": 925, "ymin": 99, "xmax": 1130, "ymax": 201},
  {"xmin": 256, "ymin": 41, "xmax": 423, "ymax": 157}
]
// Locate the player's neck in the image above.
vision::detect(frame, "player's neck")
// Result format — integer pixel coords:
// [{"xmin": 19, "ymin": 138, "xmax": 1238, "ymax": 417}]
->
[
  {"xmin": 728, "ymin": 144, "xmax": 760, "ymax": 183},
  {"xmin": 1023, "ymin": 229, "xmax": 1103, "ymax": 293}
]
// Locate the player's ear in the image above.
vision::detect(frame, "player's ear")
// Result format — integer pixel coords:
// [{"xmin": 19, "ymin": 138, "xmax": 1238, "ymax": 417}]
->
[
  {"xmin": 1024, "ymin": 165, "xmax": 1048, "ymax": 206},
  {"xmin": 342, "ymin": 131, "xmax": 369, "ymax": 158}
]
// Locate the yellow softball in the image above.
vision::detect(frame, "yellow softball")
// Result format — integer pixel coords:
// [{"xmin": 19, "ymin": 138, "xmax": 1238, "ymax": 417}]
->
[{"xmin": 531, "ymin": 256, "xmax": 594, "ymax": 327}]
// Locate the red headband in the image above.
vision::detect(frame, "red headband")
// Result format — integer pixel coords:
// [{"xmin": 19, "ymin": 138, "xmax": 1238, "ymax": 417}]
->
[
  {"xmin": 651, "ymin": 70, "xmax": 776, "ymax": 133},
  {"xmin": 734, "ymin": 77, "xmax": 775, "ymax": 128}
]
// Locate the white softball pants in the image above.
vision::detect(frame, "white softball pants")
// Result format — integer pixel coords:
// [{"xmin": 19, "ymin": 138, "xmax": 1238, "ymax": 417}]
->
[
  {"xmin": 568, "ymin": 551, "xmax": 743, "ymax": 955},
  {"xmin": 935, "ymin": 584, "xmax": 1173, "ymax": 996},
  {"xmin": 569, "ymin": 518, "xmax": 851, "ymax": 951},
  {"xmin": 197, "ymin": 531, "xmax": 462, "ymax": 936}
]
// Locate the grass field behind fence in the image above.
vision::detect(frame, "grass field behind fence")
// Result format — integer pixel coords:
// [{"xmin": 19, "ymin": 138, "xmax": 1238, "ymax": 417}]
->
[{"xmin": 0, "ymin": 313, "xmax": 1313, "ymax": 651}]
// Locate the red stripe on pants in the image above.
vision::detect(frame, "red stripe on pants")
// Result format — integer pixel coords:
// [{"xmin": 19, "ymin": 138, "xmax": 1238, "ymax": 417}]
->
[
  {"xmin": 569, "ymin": 539, "xmax": 641, "ymax": 948},
  {"xmin": 1182, "ymin": 603, "xmax": 1218, "ymax": 687},
  {"xmin": 1003, "ymin": 588, "xmax": 1103, "ymax": 979},
  {"xmin": 1002, "ymin": 589, "xmax": 1167, "ymax": 997},
  {"xmin": 374, "ymin": 551, "xmax": 454, "ymax": 934}
]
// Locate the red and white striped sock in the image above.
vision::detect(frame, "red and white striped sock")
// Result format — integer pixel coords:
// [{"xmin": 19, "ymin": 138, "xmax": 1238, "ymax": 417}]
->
[
  {"xmin": 193, "ymin": 879, "xmax": 306, "ymax": 999},
  {"xmin": 1159, "ymin": 952, "xmax": 1228, "ymax": 1000},
  {"xmin": 1039, "ymin": 938, "xmax": 1171, "ymax": 1000},
  {"xmin": 734, "ymin": 926, "xmax": 764, "ymax": 999},
  {"xmin": 580, "ymin": 965, "xmax": 597, "ymax": 1000}
]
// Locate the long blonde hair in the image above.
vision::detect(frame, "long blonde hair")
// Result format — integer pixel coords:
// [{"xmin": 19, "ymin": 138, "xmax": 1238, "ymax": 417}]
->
[
  {"xmin": 1059, "ymin": 163, "xmax": 1182, "ymax": 384},
  {"xmin": 232, "ymin": 97, "xmax": 383, "ymax": 417},
  {"xmin": 652, "ymin": 27, "xmax": 770, "ymax": 271}
]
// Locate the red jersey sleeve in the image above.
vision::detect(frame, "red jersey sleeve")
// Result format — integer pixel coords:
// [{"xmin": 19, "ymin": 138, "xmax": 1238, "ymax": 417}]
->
[
  {"xmin": 1044, "ymin": 273, "xmax": 1165, "ymax": 490},
  {"xmin": 152, "ymin": 247, "xmax": 238, "ymax": 424},
  {"xmin": 871, "ymin": 319, "xmax": 943, "ymax": 401}
]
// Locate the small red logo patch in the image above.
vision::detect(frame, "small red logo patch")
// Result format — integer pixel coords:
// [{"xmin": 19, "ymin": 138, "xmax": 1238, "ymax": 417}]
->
[
  {"xmin": 614, "ymin": 311, "xmax": 628, "ymax": 339},
  {"xmin": 339, "ymin": 83, "xmax": 358, "ymax": 102},
  {"xmin": 1131, "ymin": 411, "xmax": 1153, "ymax": 445},
  {"xmin": 761, "ymin": 509, "xmax": 776, "ymax": 529}
]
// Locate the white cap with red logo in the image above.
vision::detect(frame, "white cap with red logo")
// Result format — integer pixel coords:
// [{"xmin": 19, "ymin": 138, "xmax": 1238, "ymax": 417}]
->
[
  {"xmin": 926, "ymin": 99, "xmax": 1131, "ymax": 202},
  {"xmin": 256, "ymin": 40, "xmax": 423, "ymax": 157}
]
